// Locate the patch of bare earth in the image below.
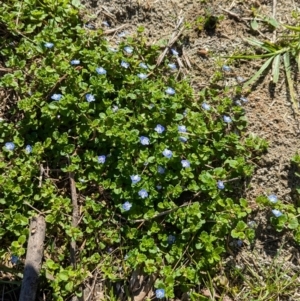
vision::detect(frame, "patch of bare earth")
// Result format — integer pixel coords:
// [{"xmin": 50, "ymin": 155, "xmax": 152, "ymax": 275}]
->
[{"xmin": 81, "ymin": 0, "xmax": 300, "ymax": 299}]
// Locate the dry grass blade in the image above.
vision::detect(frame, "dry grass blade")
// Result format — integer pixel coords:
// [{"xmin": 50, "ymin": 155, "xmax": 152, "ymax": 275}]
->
[
  {"xmin": 283, "ymin": 51, "xmax": 298, "ymax": 115},
  {"xmin": 243, "ymin": 56, "xmax": 274, "ymax": 88},
  {"xmin": 272, "ymin": 53, "xmax": 281, "ymax": 83}
]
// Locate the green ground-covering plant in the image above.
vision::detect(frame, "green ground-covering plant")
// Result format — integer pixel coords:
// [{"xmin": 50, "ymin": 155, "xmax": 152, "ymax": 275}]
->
[{"xmin": 0, "ymin": 0, "xmax": 267, "ymax": 299}]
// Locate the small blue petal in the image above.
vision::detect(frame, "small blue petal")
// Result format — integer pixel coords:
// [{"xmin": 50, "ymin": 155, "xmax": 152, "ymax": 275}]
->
[
  {"xmin": 217, "ymin": 180, "xmax": 225, "ymax": 190},
  {"xmin": 223, "ymin": 115, "xmax": 232, "ymax": 123},
  {"xmin": 181, "ymin": 160, "xmax": 190, "ymax": 168},
  {"xmin": 154, "ymin": 124, "xmax": 165, "ymax": 134},
  {"xmin": 121, "ymin": 61, "xmax": 130, "ymax": 68},
  {"xmin": 25, "ymin": 145, "xmax": 32, "ymax": 154},
  {"xmin": 222, "ymin": 65, "xmax": 231, "ymax": 72},
  {"xmin": 137, "ymin": 73, "xmax": 147, "ymax": 79},
  {"xmin": 70, "ymin": 59, "xmax": 80, "ymax": 65},
  {"xmin": 171, "ymin": 49, "xmax": 179, "ymax": 56},
  {"xmin": 202, "ymin": 103, "xmax": 210, "ymax": 110},
  {"xmin": 86, "ymin": 94, "xmax": 95, "ymax": 102},
  {"xmin": 44, "ymin": 42, "xmax": 54, "ymax": 48},
  {"xmin": 155, "ymin": 289, "xmax": 165, "ymax": 299},
  {"xmin": 140, "ymin": 136, "xmax": 150, "ymax": 145},
  {"xmin": 5, "ymin": 142, "xmax": 15, "ymax": 151},
  {"xmin": 168, "ymin": 63, "xmax": 177, "ymax": 69},
  {"xmin": 272, "ymin": 209, "xmax": 283, "ymax": 217},
  {"xmin": 124, "ymin": 46, "xmax": 133, "ymax": 54},
  {"xmin": 122, "ymin": 201, "xmax": 132, "ymax": 211},
  {"xmin": 11, "ymin": 255, "xmax": 19, "ymax": 264},
  {"xmin": 96, "ymin": 67, "xmax": 107, "ymax": 75},
  {"xmin": 240, "ymin": 97, "xmax": 248, "ymax": 103},
  {"xmin": 157, "ymin": 166, "xmax": 165, "ymax": 174},
  {"xmin": 178, "ymin": 125, "xmax": 187, "ymax": 133},
  {"xmin": 139, "ymin": 62, "xmax": 148, "ymax": 69},
  {"xmin": 165, "ymin": 87, "xmax": 175, "ymax": 95},
  {"xmin": 179, "ymin": 136, "xmax": 188, "ymax": 143},
  {"xmin": 51, "ymin": 93, "xmax": 62, "ymax": 101},
  {"xmin": 98, "ymin": 155, "xmax": 106, "ymax": 163},
  {"xmin": 167, "ymin": 235, "xmax": 176, "ymax": 244},
  {"xmin": 138, "ymin": 189, "xmax": 148, "ymax": 198},
  {"xmin": 268, "ymin": 194, "xmax": 278, "ymax": 203},
  {"xmin": 162, "ymin": 149, "xmax": 172, "ymax": 158},
  {"xmin": 130, "ymin": 175, "xmax": 141, "ymax": 184}
]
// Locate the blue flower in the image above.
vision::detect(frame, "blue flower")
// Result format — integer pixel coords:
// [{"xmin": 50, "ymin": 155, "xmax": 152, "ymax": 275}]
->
[
  {"xmin": 51, "ymin": 93, "xmax": 62, "ymax": 101},
  {"xmin": 154, "ymin": 124, "xmax": 165, "ymax": 134},
  {"xmin": 179, "ymin": 136, "xmax": 188, "ymax": 143},
  {"xmin": 140, "ymin": 136, "xmax": 150, "ymax": 145},
  {"xmin": 130, "ymin": 175, "xmax": 141, "ymax": 184},
  {"xmin": 96, "ymin": 67, "xmax": 107, "ymax": 75},
  {"xmin": 112, "ymin": 105, "xmax": 119, "ymax": 112},
  {"xmin": 222, "ymin": 65, "xmax": 231, "ymax": 72},
  {"xmin": 162, "ymin": 149, "xmax": 172, "ymax": 158},
  {"xmin": 5, "ymin": 142, "xmax": 15, "ymax": 151},
  {"xmin": 236, "ymin": 76, "xmax": 245, "ymax": 83},
  {"xmin": 44, "ymin": 42, "xmax": 54, "ymax": 48},
  {"xmin": 121, "ymin": 61, "xmax": 130, "ymax": 68},
  {"xmin": 97, "ymin": 155, "xmax": 106, "ymax": 163},
  {"xmin": 181, "ymin": 160, "xmax": 190, "ymax": 168},
  {"xmin": 85, "ymin": 23, "xmax": 95, "ymax": 29},
  {"xmin": 240, "ymin": 97, "xmax": 248, "ymax": 103},
  {"xmin": 235, "ymin": 100, "xmax": 242, "ymax": 106},
  {"xmin": 118, "ymin": 31, "xmax": 127, "ymax": 38},
  {"xmin": 70, "ymin": 59, "xmax": 80, "ymax": 65},
  {"xmin": 165, "ymin": 87, "xmax": 175, "ymax": 95},
  {"xmin": 138, "ymin": 189, "xmax": 148, "ymax": 198},
  {"xmin": 124, "ymin": 46, "xmax": 133, "ymax": 54},
  {"xmin": 156, "ymin": 185, "xmax": 162, "ymax": 190},
  {"xmin": 168, "ymin": 63, "xmax": 177, "ymax": 69},
  {"xmin": 167, "ymin": 235, "xmax": 176, "ymax": 244},
  {"xmin": 155, "ymin": 289, "xmax": 165, "ymax": 299},
  {"xmin": 158, "ymin": 166, "xmax": 165, "ymax": 174},
  {"xmin": 268, "ymin": 194, "xmax": 278, "ymax": 203},
  {"xmin": 183, "ymin": 109, "xmax": 188, "ymax": 117},
  {"xmin": 272, "ymin": 209, "xmax": 283, "ymax": 217},
  {"xmin": 171, "ymin": 49, "xmax": 179, "ymax": 56},
  {"xmin": 217, "ymin": 180, "xmax": 225, "ymax": 190},
  {"xmin": 178, "ymin": 125, "xmax": 187, "ymax": 133},
  {"xmin": 139, "ymin": 62, "xmax": 148, "ymax": 69},
  {"xmin": 122, "ymin": 201, "xmax": 132, "ymax": 211},
  {"xmin": 137, "ymin": 73, "xmax": 147, "ymax": 79},
  {"xmin": 247, "ymin": 221, "xmax": 256, "ymax": 228},
  {"xmin": 202, "ymin": 103, "xmax": 210, "ymax": 110},
  {"xmin": 102, "ymin": 21, "xmax": 110, "ymax": 27},
  {"xmin": 236, "ymin": 239, "xmax": 243, "ymax": 247},
  {"xmin": 11, "ymin": 255, "xmax": 19, "ymax": 264},
  {"xmin": 25, "ymin": 145, "xmax": 32, "ymax": 154},
  {"xmin": 223, "ymin": 115, "xmax": 232, "ymax": 123},
  {"xmin": 86, "ymin": 94, "xmax": 95, "ymax": 102},
  {"xmin": 108, "ymin": 47, "xmax": 117, "ymax": 52}
]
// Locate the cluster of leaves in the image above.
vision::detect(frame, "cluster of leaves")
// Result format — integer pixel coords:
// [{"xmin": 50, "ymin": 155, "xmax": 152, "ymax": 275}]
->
[
  {"xmin": 0, "ymin": 0, "xmax": 267, "ymax": 299},
  {"xmin": 229, "ymin": 14, "xmax": 300, "ymax": 113},
  {"xmin": 256, "ymin": 161, "xmax": 300, "ymax": 242}
]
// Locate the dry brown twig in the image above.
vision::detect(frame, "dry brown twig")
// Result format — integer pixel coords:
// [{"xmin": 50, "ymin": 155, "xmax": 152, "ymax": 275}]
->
[{"xmin": 156, "ymin": 16, "xmax": 185, "ymax": 66}]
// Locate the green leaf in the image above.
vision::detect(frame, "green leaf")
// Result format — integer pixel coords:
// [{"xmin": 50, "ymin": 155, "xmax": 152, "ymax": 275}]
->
[
  {"xmin": 243, "ymin": 56, "xmax": 274, "ymax": 87},
  {"xmin": 251, "ymin": 19, "xmax": 259, "ymax": 31},
  {"xmin": 283, "ymin": 51, "xmax": 298, "ymax": 114},
  {"xmin": 272, "ymin": 54, "xmax": 281, "ymax": 83}
]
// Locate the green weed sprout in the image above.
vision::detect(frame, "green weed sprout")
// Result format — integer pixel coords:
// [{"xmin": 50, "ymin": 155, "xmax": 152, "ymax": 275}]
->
[{"xmin": 228, "ymin": 20, "xmax": 300, "ymax": 114}]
